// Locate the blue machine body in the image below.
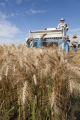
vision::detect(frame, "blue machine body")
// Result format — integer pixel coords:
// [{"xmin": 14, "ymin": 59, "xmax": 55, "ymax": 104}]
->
[
  {"xmin": 34, "ymin": 38, "xmax": 58, "ymax": 47},
  {"xmin": 30, "ymin": 38, "xmax": 69, "ymax": 53},
  {"xmin": 35, "ymin": 39, "xmax": 43, "ymax": 47}
]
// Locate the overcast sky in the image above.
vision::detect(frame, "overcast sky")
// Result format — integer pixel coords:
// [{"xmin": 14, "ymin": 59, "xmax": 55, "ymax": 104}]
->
[{"xmin": 0, "ymin": 0, "xmax": 80, "ymax": 44}]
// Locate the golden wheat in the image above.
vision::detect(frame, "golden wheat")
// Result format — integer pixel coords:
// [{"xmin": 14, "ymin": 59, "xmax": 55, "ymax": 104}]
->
[{"xmin": 0, "ymin": 45, "xmax": 80, "ymax": 120}]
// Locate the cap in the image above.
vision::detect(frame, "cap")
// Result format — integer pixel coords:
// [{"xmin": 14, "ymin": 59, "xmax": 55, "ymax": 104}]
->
[{"xmin": 60, "ymin": 18, "xmax": 65, "ymax": 21}]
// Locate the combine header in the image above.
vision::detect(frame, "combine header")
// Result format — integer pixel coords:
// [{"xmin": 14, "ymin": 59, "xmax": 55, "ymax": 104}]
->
[{"xmin": 26, "ymin": 28, "xmax": 65, "ymax": 48}]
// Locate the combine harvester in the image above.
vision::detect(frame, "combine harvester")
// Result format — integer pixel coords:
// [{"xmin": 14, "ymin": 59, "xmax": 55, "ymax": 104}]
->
[{"xmin": 26, "ymin": 27, "xmax": 66, "ymax": 48}]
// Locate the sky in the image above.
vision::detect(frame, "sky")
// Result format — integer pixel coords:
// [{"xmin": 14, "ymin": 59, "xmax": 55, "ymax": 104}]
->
[{"xmin": 0, "ymin": 0, "xmax": 80, "ymax": 44}]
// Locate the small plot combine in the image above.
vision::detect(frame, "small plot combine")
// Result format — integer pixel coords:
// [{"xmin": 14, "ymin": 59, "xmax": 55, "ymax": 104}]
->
[
  {"xmin": 26, "ymin": 28, "xmax": 65, "ymax": 48},
  {"xmin": 0, "ymin": 45, "xmax": 80, "ymax": 120}
]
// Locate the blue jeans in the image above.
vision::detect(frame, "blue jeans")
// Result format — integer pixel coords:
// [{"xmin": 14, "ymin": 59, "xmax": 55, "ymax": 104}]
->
[{"xmin": 64, "ymin": 41, "xmax": 69, "ymax": 53}]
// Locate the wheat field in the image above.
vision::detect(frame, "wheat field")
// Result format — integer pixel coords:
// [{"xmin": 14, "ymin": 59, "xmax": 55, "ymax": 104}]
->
[{"xmin": 0, "ymin": 45, "xmax": 80, "ymax": 120}]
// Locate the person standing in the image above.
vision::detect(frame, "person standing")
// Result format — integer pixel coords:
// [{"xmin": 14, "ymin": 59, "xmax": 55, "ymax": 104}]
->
[
  {"xmin": 71, "ymin": 34, "xmax": 78, "ymax": 52},
  {"xmin": 57, "ymin": 18, "xmax": 69, "ymax": 33},
  {"xmin": 57, "ymin": 18, "xmax": 69, "ymax": 50}
]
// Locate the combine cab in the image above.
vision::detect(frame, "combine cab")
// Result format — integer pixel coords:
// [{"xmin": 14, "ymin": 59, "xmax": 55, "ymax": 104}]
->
[{"xmin": 26, "ymin": 28, "xmax": 65, "ymax": 48}]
